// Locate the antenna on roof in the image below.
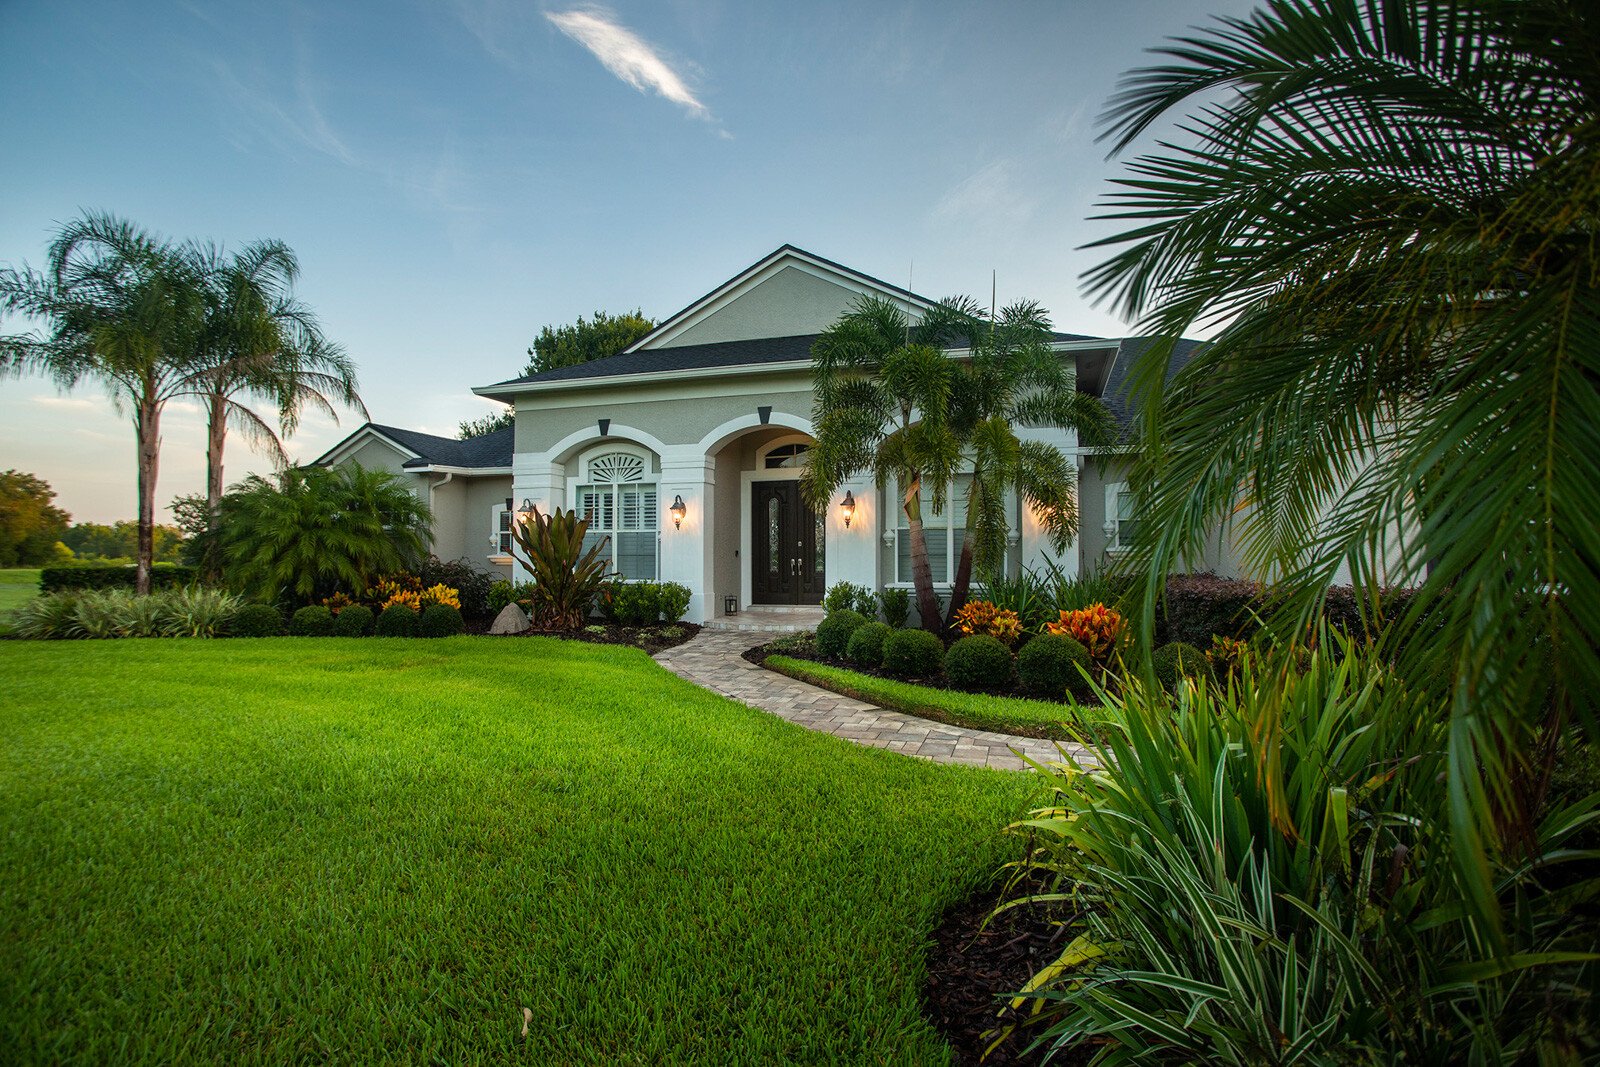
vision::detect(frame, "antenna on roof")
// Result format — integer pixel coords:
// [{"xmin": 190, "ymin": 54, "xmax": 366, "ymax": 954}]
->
[
  {"xmin": 906, "ymin": 259, "xmax": 914, "ymax": 345},
  {"xmin": 990, "ymin": 269, "xmax": 997, "ymax": 339}
]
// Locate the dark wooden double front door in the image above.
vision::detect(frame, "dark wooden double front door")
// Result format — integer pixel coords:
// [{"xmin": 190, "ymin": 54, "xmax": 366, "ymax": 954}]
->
[{"xmin": 751, "ymin": 481, "xmax": 824, "ymax": 604}]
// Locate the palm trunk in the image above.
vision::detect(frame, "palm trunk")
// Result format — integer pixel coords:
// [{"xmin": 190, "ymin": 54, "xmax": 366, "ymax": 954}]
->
[
  {"xmin": 134, "ymin": 396, "xmax": 162, "ymax": 596},
  {"xmin": 902, "ymin": 476, "xmax": 942, "ymax": 631},
  {"xmin": 206, "ymin": 390, "xmax": 227, "ymax": 520},
  {"xmin": 944, "ymin": 540, "xmax": 974, "ymax": 628}
]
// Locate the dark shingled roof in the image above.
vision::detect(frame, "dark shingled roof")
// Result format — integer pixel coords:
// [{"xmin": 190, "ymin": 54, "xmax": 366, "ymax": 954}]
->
[
  {"xmin": 319, "ymin": 423, "xmax": 513, "ymax": 469},
  {"xmin": 1097, "ymin": 337, "xmax": 1208, "ymax": 435}
]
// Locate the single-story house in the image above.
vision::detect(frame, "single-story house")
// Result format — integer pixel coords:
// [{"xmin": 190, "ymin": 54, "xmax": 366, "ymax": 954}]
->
[{"xmin": 317, "ymin": 244, "xmax": 1246, "ymax": 624}]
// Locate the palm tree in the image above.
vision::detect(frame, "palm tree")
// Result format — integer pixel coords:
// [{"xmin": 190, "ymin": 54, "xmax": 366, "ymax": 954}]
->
[
  {"xmin": 1084, "ymin": 0, "xmax": 1599, "ymax": 933},
  {"xmin": 0, "ymin": 212, "xmax": 205, "ymax": 594},
  {"xmin": 185, "ymin": 239, "xmax": 365, "ymax": 522}
]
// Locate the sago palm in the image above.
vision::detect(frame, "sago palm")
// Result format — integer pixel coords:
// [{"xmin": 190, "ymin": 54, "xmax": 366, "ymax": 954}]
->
[{"xmin": 1086, "ymin": 0, "xmax": 1599, "ymax": 936}]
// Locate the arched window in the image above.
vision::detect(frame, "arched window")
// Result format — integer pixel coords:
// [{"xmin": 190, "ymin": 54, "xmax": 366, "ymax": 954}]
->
[
  {"xmin": 763, "ymin": 442, "xmax": 811, "ymax": 469},
  {"xmin": 576, "ymin": 450, "xmax": 658, "ymax": 579}
]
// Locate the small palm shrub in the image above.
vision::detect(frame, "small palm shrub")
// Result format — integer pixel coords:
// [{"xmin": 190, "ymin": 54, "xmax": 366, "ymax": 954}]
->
[
  {"xmin": 1150, "ymin": 641, "xmax": 1210, "ymax": 691},
  {"xmin": 333, "ymin": 604, "xmax": 374, "ymax": 637},
  {"xmin": 824, "ymin": 581, "xmax": 878, "ymax": 618},
  {"xmin": 816, "ymin": 609, "xmax": 870, "ymax": 659},
  {"xmin": 881, "ymin": 628, "xmax": 944, "ymax": 678},
  {"xmin": 290, "ymin": 605, "xmax": 335, "ymax": 637},
  {"xmin": 943, "ymin": 634, "xmax": 1014, "ymax": 691},
  {"xmin": 375, "ymin": 604, "xmax": 419, "ymax": 637},
  {"xmin": 656, "ymin": 582, "xmax": 692, "ymax": 624},
  {"xmin": 1016, "ymin": 632, "xmax": 1092, "ymax": 698},
  {"xmin": 953, "ymin": 600, "xmax": 1025, "ymax": 646},
  {"xmin": 879, "ymin": 587, "xmax": 910, "ymax": 628},
  {"xmin": 846, "ymin": 621, "xmax": 892, "ymax": 667},
  {"xmin": 233, "ymin": 604, "xmax": 284, "ymax": 637},
  {"xmin": 418, "ymin": 604, "xmax": 465, "ymax": 637},
  {"xmin": 509, "ymin": 506, "xmax": 612, "ymax": 630}
]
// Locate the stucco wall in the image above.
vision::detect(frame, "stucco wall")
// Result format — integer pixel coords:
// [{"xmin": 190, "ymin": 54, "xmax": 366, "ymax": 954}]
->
[
  {"xmin": 1079, "ymin": 455, "xmax": 1248, "ymax": 579},
  {"xmin": 516, "ymin": 380, "xmax": 814, "ymax": 457},
  {"xmin": 659, "ymin": 266, "xmax": 864, "ymax": 348}
]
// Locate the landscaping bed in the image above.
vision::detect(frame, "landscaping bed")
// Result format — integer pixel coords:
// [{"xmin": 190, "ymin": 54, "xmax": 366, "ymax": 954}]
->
[{"xmin": 478, "ymin": 618, "xmax": 701, "ymax": 653}]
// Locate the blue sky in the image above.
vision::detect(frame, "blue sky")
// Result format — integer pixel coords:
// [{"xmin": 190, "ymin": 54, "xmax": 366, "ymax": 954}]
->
[{"xmin": 1, "ymin": 0, "xmax": 1249, "ymax": 523}]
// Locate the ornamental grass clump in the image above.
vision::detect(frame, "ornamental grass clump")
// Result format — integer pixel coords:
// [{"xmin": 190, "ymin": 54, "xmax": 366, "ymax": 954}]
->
[{"xmin": 943, "ymin": 634, "xmax": 1014, "ymax": 691}]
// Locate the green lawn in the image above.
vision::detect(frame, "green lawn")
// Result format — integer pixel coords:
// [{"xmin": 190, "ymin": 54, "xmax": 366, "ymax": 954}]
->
[
  {"xmin": 766, "ymin": 654, "xmax": 1083, "ymax": 740},
  {"xmin": 0, "ymin": 568, "xmax": 40, "ymax": 613},
  {"xmin": 0, "ymin": 637, "xmax": 1038, "ymax": 1064}
]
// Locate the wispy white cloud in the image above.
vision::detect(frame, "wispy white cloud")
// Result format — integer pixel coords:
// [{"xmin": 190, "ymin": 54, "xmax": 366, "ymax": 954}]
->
[
  {"xmin": 933, "ymin": 159, "xmax": 1038, "ymax": 227},
  {"xmin": 33, "ymin": 396, "xmax": 100, "ymax": 411},
  {"xmin": 545, "ymin": 7, "xmax": 717, "ymax": 125}
]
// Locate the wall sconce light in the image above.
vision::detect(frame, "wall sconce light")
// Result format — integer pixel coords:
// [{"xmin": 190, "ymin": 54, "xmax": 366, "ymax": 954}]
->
[
  {"xmin": 840, "ymin": 490, "xmax": 855, "ymax": 528},
  {"xmin": 517, "ymin": 497, "xmax": 535, "ymax": 523},
  {"xmin": 669, "ymin": 494, "xmax": 687, "ymax": 529}
]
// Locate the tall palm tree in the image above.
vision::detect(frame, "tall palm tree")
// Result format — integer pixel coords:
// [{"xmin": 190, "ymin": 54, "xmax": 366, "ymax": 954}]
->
[
  {"xmin": 185, "ymin": 239, "xmax": 365, "ymax": 522},
  {"xmin": 1084, "ymin": 0, "xmax": 1599, "ymax": 933},
  {"xmin": 0, "ymin": 212, "xmax": 205, "ymax": 594}
]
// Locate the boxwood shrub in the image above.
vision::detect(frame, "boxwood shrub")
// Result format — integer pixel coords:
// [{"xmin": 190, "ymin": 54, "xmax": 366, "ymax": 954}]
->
[
  {"xmin": 375, "ymin": 604, "xmax": 419, "ymax": 637},
  {"xmin": 1016, "ymin": 632, "xmax": 1092, "ymax": 698},
  {"xmin": 231, "ymin": 604, "xmax": 284, "ymax": 638},
  {"xmin": 881, "ymin": 628, "xmax": 944, "ymax": 678},
  {"xmin": 943, "ymin": 634, "xmax": 1015, "ymax": 691},
  {"xmin": 419, "ymin": 604, "xmax": 466, "ymax": 637},
  {"xmin": 289, "ymin": 605, "xmax": 335, "ymax": 637},
  {"xmin": 1151, "ymin": 641, "xmax": 1212, "ymax": 691},
  {"xmin": 333, "ymin": 604, "xmax": 375, "ymax": 637},
  {"xmin": 816, "ymin": 610, "xmax": 869, "ymax": 659},
  {"xmin": 39, "ymin": 564, "xmax": 196, "ymax": 593},
  {"xmin": 846, "ymin": 621, "xmax": 892, "ymax": 667}
]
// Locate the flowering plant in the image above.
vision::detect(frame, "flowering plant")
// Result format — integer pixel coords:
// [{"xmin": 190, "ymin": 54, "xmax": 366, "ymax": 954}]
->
[
  {"xmin": 954, "ymin": 600, "xmax": 1026, "ymax": 646},
  {"xmin": 418, "ymin": 583, "xmax": 461, "ymax": 610},
  {"xmin": 1045, "ymin": 603, "xmax": 1124, "ymax": 661}
]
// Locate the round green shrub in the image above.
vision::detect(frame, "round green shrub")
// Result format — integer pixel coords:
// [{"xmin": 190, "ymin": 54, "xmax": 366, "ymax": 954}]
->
[
  {"xmin": 882, "ymin": 628, "xmax": 945, "ymax": 678},
  {"xmin": 1016, "ymin": 633, "xmax": 1092, "ymax": 698},
  {"xmin": 816, "ymin": 609, "xmax": 870, "ymax": 659},
  {"xmin": 375, "ymin": 604, "xmax": 419, "ymax": 637},
  {"xmin": 289, "ymin": 605, "xmax": 335, "ymax": 637},
  {"xmin": 418, "ymin": 604, "xmax": 466, "ymax": 638},
  {"xmin": 943, "ymin": 634, "xmax": 1015, "ymax": 691},
  {"xmin": 1151, "ymin": 641, "xmax": 1211, "ymax": 691},
  {"xmin": 333, "ymin": 605, "xmax": 375, "ymax": 637},
  {"xmin": 846, "ymin": 621, "xmax": 892, "ymax": 667},
  {"xmin": 231, "ymin": 603, "xmax": 284, "ymax": 638}
]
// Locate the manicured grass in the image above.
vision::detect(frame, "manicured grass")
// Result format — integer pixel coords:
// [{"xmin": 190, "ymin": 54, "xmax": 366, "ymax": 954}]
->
[
  {"xmin": 0, "ymin": 637, "xmax": 1038, "ymax": 1064},
  {"xmin": 0, "ymin": 568, "xmax": 40, "ymax": 613},
  {"xmin": 766, "ymin": 655, "xmax": 1082, "ymax": 740}
]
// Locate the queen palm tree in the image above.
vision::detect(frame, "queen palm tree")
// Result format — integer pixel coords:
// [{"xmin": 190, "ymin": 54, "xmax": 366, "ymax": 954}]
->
[
  {"xmin": 1084, "ymin": 0, "xmax": 1599, "ymax": 932},
  {"xmin": 0, "ymin": 212, "xmax": 205, "ymax": 594},
  {"xmin": 184, "ymin": 239, "xmax": 364, "ymax": 522}
]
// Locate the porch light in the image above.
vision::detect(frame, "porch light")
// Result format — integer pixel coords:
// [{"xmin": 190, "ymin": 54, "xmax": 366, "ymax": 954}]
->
[
  {"xmin": 724, "ymin": 596, "xmax": 738, "ymax": 616},
  {"xmin": 669, "ymin": 494, "xmax": 687, "ymax": 529},
  {"xmin": 840, "ymin": 490, "xmax": 856, "ymax": 528}
]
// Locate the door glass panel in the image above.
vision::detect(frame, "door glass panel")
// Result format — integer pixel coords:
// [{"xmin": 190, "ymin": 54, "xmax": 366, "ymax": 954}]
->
[
  {"xmin": 767, "ymin": 496, "xmax": 781, "ymax": 574},
  {"xmin": 813, "ymin": 512, "xmax": 824, "ymax": 574}
]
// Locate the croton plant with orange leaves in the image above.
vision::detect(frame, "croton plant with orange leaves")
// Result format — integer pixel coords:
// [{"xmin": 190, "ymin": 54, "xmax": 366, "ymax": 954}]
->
[
  {"xmin": 1045, "ymin": 603, "xmax": 1124, "ymax": 661},
  {"xmin": 952, "ymin": 600, "xmax": 1025, "ymax": 646}
]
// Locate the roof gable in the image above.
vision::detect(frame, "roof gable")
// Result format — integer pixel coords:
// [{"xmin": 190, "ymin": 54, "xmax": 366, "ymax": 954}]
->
[{"xmin": 313, "ymin": 422, "xmax": 512, "ymax": 471}]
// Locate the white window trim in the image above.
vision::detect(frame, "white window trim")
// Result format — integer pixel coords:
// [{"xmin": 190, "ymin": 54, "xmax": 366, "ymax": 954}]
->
[
  {"xmin": 889, "ymin": 476, "xmax": 973, "ymax": 586},
  {"xmin": 490, "ymin": 502, "xmax": 515, "ymax": 559},
  {"xmin": 755, "ymin": 432, "xmax": 814, "ymax": 470},
  {"xmin": 1104, "ymin": 480, "xmax": 1135, "ymax": 554},
  {"xmin": 565, "ymin": 444, "xmax": 662, "ymax": 581}
]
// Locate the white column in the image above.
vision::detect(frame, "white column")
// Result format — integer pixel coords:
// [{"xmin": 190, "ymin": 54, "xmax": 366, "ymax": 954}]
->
[
  {"xmin": 658, "ymin": 450, "xmax": 716, "ymax": 623},
  {"xmin": 509, "ymin": 455, "xmax": 564, "ymax": 584},
  {"xmin": 825, "ymin": 475, "xmax": 878, "ymax": 594}
]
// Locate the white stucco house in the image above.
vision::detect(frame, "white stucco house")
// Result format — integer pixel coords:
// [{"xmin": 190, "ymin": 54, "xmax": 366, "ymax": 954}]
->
[{"xmin": 316, "ymin": 245, "xmax": 1231, "ymax": 624}]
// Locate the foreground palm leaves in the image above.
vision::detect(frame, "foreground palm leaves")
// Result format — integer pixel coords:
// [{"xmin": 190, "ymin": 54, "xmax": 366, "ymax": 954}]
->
[{"xmin": 507, "ymin": 506, "xmax": 611, "ymax": 630}]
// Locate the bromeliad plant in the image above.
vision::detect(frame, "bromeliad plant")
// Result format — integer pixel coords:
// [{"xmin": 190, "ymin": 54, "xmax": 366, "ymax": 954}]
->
[{"xmin": 508, "ymin": 506, "xmax": 611, "ymax": 631}]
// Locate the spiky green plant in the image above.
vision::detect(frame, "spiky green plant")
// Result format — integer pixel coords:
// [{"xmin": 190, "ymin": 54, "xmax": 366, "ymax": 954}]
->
[{"xmin": 507, "ymin": 506, "xmax": 612, "ymax": 631}]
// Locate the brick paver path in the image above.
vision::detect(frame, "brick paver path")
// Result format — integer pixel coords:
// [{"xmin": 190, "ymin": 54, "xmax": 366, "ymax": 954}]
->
[{"xmin": 654, "ymin": 629, "xmax": 1094, "ymax": 772}]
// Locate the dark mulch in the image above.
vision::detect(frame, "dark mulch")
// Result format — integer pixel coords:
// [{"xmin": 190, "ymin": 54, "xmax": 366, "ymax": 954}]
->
[
  {"xmin": 925, "ymin": 884, "xmax": 1092, "ymax": 1066},
  {"xmin": 740, "ymin": 639, "xmax": 1085, "ymax": 706},
  {"xmin": 467, "ymin": 618, "xmax": 702, "ymax": 653}
]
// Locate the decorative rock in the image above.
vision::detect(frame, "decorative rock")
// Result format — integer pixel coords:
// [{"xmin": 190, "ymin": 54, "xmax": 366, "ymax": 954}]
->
[{"xmin": 489, "ymin": 603, "xmax": 531, "ymax": 635}]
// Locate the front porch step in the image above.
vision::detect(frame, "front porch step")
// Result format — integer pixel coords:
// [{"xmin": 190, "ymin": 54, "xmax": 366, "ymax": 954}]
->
[{"xmin": 704, "ymin": 607, "xmax": 825, "ymax": 633}]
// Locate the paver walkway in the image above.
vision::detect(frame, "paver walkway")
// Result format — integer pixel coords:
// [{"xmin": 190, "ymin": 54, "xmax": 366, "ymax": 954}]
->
[{"xmin": 654, "ymin": 629, "xmax": 1094, "ymax": 772}]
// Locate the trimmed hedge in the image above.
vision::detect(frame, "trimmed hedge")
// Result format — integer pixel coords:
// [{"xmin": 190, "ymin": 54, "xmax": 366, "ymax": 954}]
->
[
  {"xmin": 1151, "ymin": 641, "xmax": 1211, "ymax": 691},
  {"xmin": 39, "ymin": 564, "xmax": 196, "ymax": 593},
  {"xmin": 944, "ymin": 634, "xmax": 1015, "ymax": 691},
  {"xmin": 1017, "ymin": 632, "xmax": 1092, "ymax": 698},
  {"xmin": 882, "ymin": 628, "xmax": 944, "ymax": 678},
  {"xmin": 375, "ymin": 604, "xmax": 419, "ymax": 637},
  {"xmin": 1156, "ymin": 573, "xmax": 1430, "ymax": 648},
  {"xmin": 290, "ymin": 605, "xmax": 335, "ymax": 637},
  {"xmin": 846, "ymin": 621, "xmax": 892, "ymax": 667},
  {"xmin": 333, "ymin": 605, "xmax": 375, "ymax": 637},
  {"xmin": 419, "ymin": 604, "xmax": 465, "ymax": 637},
  {"xmin": 232, "ymin": 604, "xmax": 284, "ymax": 637},
  {"xmin": 816, "ymin": 610, "xmax": 870, "ymax": 659}
]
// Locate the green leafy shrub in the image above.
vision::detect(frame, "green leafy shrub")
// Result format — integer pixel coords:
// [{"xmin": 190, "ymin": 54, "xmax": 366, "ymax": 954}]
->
[
  {"xmin": 824, "ymin": 582, "xmax": 878, "ymax": 619},
  {"xmin": 881, "ymin": 628, "xmax": 944, "ymax": 678},
  {"xmin": 1015, "ymin": 632, "xmax": 1091, "ymax": 698},
  {"xmin": 583, "ymin": 623, "xmax": 607, "ymax": 635},
  {"xmin": 660, "ymin": 626, "xmax": 686, "ymax": 641},
  {"xmin": 766, "ymin": 630, "xmax": 817, "ymax": 658},
  {"xmin": 14, "ymin": 588, "xmax": 243, "ymax": 639},
  {"xmin": 290, "ymin": 605, "xmax": 335, "ymax": 637},
  {"xmin": 846, "ymin": 621, "xmax": 892, "ymax": 667},
  {"xmin": 878, "ymin": 587, "xmax": 910, "ymax": 628},
  {"xmin": 419, "ymin": 556, "xmax": 492, "ymax": 617},
  {"xmin": 978, "ymin": 569, "xmax": 1056, "ymax": 633},
  {"xmin": 333, "ymin": 604, "xmax": 374, "ymax": 637},
  {"xmin": 418, "ymin": 604, "xmax": 465, "ymax": 637},
  {"xmin": 9, "ymin": 592, "xmax": 83, "ymax": 639},
  {"xmin": 816, "ymin": 610, "xmax": 869, "ymax": 659},
  {"xmin": 943, "ymin": 634, "xmax": 1014, "ymax": 691},
  {"xmin": 39, "ymin": 563, "xmax": 195, "ymax": 593},
  {"xmin": 612, "ymin": 582, "xmax": 659, "ymax": 626},
  {"xmin": 656, "ymin": 582, "xmax": 692, "ymax": 624},
  {"xmin": 233, "ymin": 604, "xmax": 285, "ymax": 637},
  {"xmin": 509, "ymin": 507, "xmax": 612, "ymax": 630},
  {"xmin": 488, "ymin": 580, "xmax": 535, "ymax": 613},
  {"xmin": 375, "ymin": 604, "xmax": 419, "ymax": 637},
  {"xmin": 1150, "ymin": 641, "xmax": 1210, "ymax": 691}
]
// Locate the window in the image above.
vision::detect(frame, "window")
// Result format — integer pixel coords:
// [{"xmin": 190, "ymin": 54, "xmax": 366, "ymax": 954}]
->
[
  {"xmin": 1104, "ymin": 481, "xmax": 1139, "ymax": 551},
  {"xmin": 576, "ymin": 451, "xmax": 658, "ymax": 580},
  {"xmin": 763, "ymin": 442, "xmax": 811, "ymax": 469},
  {"xmin": 494, "ymin": 505, "xmax": 513, "ymax": 556},
  {"xmin": 893, "ymin": 475, "xmax": 971, "ymax": 585}
]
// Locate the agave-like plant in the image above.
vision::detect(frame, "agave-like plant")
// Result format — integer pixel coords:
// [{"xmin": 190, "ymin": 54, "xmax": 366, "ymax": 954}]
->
[
  {"xmin": 507, "ymin": 506, "xmax": 612, "ymax": 631},
  {"xmin": 9, "ymin": 591, "xmax": 83, "ymax": 639},
  {"xmin": 163, "ymin": 586, "xmax": 244, "ymax": 637}
]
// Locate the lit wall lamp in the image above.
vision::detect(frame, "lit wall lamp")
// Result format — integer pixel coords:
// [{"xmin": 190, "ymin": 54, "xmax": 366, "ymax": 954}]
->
[
  {"xmin": 840, "ymin": 490, "xmax": 856, "ymax": 528},
  {"xmin": 669, "ymin": 494, "xmax": 687, "ymax": 530}
]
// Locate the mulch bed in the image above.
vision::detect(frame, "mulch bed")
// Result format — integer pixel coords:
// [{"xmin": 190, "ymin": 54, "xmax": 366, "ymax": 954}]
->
[
  {"xmin": 465, "ymin": 619, "xmax": 702, "ymax": 653},
  {"xmin": 740, "ymin": 639, "xmax": 1081, "ymax": 706},
  {"xmin": 924, "ymin": 883, "xmax": 1092, "ymax": 1066}
]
